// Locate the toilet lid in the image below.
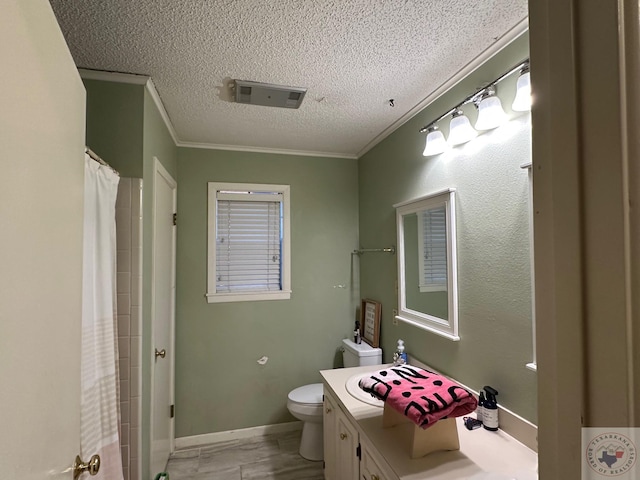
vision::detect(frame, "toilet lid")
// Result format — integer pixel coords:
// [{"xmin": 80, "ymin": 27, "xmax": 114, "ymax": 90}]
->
[{"xmin": 288, "ymin": 383, "xmax": 323, "ymax": 405}]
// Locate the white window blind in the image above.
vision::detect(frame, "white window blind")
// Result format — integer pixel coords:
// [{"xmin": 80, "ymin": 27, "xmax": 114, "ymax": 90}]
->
[
  {"xmin": 215, "ymin": 192, "xmax": 283, "ymax": 293},
  {"xmin": 418, "ymin": 206, "xmax": 447, "ymax": 292}
]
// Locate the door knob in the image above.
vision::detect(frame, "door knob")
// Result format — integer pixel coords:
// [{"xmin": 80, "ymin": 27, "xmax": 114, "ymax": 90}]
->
[
  {"xmin": 73, "ymin": 454, "xmax": 100, "ymax": 480},
  {"xmin": 340, "ymin": 433, "xmax": 347, "ymax": 440},
  {"xmin": 155, "ymin": 348, "xmax": 166, "ymax": 359}
]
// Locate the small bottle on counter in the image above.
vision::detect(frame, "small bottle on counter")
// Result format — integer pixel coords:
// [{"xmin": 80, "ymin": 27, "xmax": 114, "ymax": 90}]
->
[
  {"xmin": 477, "ymin": 390, "xmax": 486, "ymax": 423},
  {"xmin": 482, "ymin": 386, "xmax": 499, "ymax": 431},
  {"xmin": 354, "ymin": 321, "xmax": 362, "ymax": 344},
  {"xmin": 393, "ymin": 339, "xmax": 408, "ymax": 365}
]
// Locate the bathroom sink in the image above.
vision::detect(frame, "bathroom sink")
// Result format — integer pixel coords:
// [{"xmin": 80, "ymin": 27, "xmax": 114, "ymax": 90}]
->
[{"xmin": 345, "ymin": 373, "xmax": 384, "ymax": 407}]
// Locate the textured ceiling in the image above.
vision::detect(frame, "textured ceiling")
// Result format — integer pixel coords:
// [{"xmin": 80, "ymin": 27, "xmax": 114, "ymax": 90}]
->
[{"xmin": 49, "ymin": 1, "xmax": 528, "ymax": 158}]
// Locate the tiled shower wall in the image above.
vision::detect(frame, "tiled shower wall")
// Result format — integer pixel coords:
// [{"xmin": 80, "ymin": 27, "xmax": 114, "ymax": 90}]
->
[{"xmin": 116, "ymin": 178, "xmax": 143, "ymax": 480}]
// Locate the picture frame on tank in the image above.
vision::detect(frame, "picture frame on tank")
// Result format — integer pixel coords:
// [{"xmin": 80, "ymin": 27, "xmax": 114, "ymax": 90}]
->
[{"xmin": 361, "ymin": 299, "xmax": 381, "ymax": 348}]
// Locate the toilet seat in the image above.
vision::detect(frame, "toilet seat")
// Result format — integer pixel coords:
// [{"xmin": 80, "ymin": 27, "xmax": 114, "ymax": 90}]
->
[{"xmin": 287, "ymin": 383, "xmax": 323, "ymax": 406}]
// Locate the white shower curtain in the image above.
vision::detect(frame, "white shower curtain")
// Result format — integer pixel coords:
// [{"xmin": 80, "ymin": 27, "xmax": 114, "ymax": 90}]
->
[{"xmin": 81, "ymin": 154, "xmax": 124, "ymax": 480}]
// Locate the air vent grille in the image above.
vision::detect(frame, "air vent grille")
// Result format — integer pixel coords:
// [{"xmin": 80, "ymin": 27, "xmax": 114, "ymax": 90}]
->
[{"xmin": 234, "ymin": 80, "xmax": 306, "ymax": 109}]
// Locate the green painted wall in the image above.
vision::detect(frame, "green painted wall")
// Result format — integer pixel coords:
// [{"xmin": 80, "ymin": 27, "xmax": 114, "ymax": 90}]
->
[
  {"xmin": 83, "ymin": 79, "xmax": 178, "ymax": 480},
  {"xmin": 141, "ymin": 89, "xmax": 179, "ymax": 480},
  {"xmin": 143, "ymin": 89, "xmax": 178, "ymax": 180},
  {"xmin": 358, "ymin": 33, "xmax": 538, "ymax": 423},
  {"xmin": 83, "ymin": 79, "xmax": 144, "ymax": 177},
  {"xmin": 175, "ymin": 148, "xmax": 359, "ymax": 436}
]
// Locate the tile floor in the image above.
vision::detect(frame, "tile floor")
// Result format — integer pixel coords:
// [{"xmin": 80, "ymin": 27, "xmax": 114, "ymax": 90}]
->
[{"xmin": 165, "ymin": 430, "xmax": 324, "ymax": 480}]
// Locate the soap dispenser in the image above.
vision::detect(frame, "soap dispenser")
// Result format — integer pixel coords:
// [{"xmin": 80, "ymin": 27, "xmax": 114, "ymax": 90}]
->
[
  {"xmin": 393, "ymin": 339, "xmax": 408, "ymax": 365},
  {"xmin": 482, "ymin": 386, "xmax": 499, "ymax": 431}
]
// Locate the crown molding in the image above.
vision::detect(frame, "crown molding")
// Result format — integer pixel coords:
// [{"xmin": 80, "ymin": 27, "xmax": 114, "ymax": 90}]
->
[
  {"xmin": 78, "ymin": 68, "xmax": 180, "ymax": 145},
  {"xmin": 177, "ymin": 141, "xmax": 357, "ymax": 160},
  {"xmin": 144, "ymin": 78, "xmax": 179, "ymax": 144},
  {"xmin": 77, "ymin": 68, "xmax": 355, "ymax": 158},
  {"xmin": 77, "ymin": 14, "xmax": 527, "ymax": 166},
  {"xmin": 78, "ymin": 68, "xmax": 149, "ymax": 85},
  {"xmin": 356, "ymin": 17, "xmax": 529, "ymax": 158}
]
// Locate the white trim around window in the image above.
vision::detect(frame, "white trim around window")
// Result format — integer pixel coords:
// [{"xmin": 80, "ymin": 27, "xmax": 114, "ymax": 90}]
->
[{"xmin": 206, "ymin": 182, "xmax": 291, "ymax": 303}]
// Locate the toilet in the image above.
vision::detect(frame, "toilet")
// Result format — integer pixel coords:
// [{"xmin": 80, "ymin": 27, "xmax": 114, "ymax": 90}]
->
[{"xmin": 287, "ymin": 338, "xmax": 382, "ymax": 461}]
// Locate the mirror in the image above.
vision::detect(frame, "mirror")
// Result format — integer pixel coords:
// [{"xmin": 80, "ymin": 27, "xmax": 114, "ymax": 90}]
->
[{"xmin": 394, "ymin": 188, "xmax": 459, "ymax": 340}]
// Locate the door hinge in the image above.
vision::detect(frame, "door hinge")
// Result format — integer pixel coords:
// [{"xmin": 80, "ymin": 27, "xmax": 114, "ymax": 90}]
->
[
  {"xmin": 173, "ymin": 213, "xmax": 177, "ymax": 226},
  {"xmin": 322, "ymin": 460, "xmax": 325, "ymax": 470},
  {"xmin": 356, "ymin": 443, "xmax": 361, "ymax": 460},
  {"xmin": 170, "ymin": 404, "xmax": 175, "ymax": 418}
]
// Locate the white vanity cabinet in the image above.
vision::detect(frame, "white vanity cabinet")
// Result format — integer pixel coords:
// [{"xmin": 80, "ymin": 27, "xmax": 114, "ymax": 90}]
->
[
  {"xmin": 324, "ymin": 389, "xmax": 359, "ymax": 480},
  {"xmin": 321, "ymin": 365, "xmax": 538, "ymax": 480}
]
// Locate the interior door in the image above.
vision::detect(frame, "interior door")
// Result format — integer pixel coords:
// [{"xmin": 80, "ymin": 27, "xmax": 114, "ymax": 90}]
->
[
  {"xmin": 150, "ymin": 158, "xmax": 177, "ymax": 475},
  {"xmin": 0, "ymin": 1, "xmax": 87, "ymax": 478}
]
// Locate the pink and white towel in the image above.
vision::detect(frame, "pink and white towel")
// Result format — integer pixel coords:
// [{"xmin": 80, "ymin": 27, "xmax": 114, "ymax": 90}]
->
[{"xmin": 358, "ymin": 364, "xmax": 477, "ymax": 429}]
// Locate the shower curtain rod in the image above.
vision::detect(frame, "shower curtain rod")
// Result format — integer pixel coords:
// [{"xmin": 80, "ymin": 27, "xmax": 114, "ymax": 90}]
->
[{"xmin": 85, "ymin": 147, "xmax": 119, "ymax": 176}]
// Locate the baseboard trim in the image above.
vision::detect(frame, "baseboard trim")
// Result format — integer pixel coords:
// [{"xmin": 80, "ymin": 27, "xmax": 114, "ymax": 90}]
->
[{"xmin": 175, "ymin": 421, "xmax": 303, "ymax": 450}]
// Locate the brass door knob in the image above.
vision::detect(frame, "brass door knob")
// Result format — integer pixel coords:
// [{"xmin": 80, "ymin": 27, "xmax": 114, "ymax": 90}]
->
[
  {"xmin": 326, "ymin": 407, "xmax": 332, "ymax": 413},
  {"xmin": 340, "ymin": 433, "xmax": 347, "ymax": 440},
  {"xmin": 371, "ymin": 475, "xmax": 380, "ymax": 480},
  {"xmin": 155, "ymin": 348, "xmax": 166, "ymax": 359},
  {"xmin": 73, "ymin": 454, "xmax": 100, "ymax": 480}
]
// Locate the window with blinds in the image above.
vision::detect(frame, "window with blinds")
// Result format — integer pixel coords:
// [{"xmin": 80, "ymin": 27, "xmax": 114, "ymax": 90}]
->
[
  {"xmin": 417, "ymin": 206, "xmax": 448, "ymax": 292},
  {"xmin": 207, "ymin": 183, "xmax": 291, "ymax": 303}
]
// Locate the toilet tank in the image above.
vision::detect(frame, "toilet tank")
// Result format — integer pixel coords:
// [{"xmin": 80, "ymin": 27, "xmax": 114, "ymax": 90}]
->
[{"xmin": 342, "ymin": 338, "xmax": 382, "ymax": 367}]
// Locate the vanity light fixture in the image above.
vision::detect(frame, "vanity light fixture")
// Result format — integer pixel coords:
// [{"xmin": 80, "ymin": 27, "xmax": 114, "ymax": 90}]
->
[
  {"xmin": 422, "ymin": 126, "xmax": 448, "ymax": 157},
  {"xmin": 474, "ymin": 86, "xmax": 507, "ymax": 131},
  {"xmin": 418, "ymin": 59, "xmax": 529, "ymax": 156},
  {"xmin": 511, "ymin": 67, "xmax": 531, "ymax": 112},
  {"xmin": 448, "ymin": 110, "xmax": 477, "ymax": 146}
]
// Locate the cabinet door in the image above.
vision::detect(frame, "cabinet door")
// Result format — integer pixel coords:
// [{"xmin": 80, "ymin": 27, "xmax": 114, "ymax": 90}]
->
[
  {"xmin": 361, "ymin": 441, "xmax": 392, "ymax": 480},
  {"xmin": 336, "ymin": 408, "xmax": 360, "ymax": 480},
  {"xmin": 323, "ymin": 390, "xmax": 337, "ymax": 480}
]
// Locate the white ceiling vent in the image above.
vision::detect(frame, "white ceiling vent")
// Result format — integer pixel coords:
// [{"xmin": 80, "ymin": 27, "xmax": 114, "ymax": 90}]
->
[{"xmin": 234, "ymin": 80, "xmax": 307, "ymax": 109}]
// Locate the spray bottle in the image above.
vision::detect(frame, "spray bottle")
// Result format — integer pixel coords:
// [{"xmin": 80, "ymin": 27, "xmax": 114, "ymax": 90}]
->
[{"xmin": 482, "ymin": 386, "xmax": 499, "ymax": 431}]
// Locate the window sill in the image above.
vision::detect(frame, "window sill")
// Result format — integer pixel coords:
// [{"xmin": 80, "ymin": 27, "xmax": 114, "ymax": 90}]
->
[{"xmin": 206, "ymin": 290, "xmax": 292, "ymax": 304}]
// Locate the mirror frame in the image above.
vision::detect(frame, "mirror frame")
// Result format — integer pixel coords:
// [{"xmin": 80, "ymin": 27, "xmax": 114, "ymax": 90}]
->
[{"xmin": 394, "ymin": 188, "xmax": 459, "ymax": 341}]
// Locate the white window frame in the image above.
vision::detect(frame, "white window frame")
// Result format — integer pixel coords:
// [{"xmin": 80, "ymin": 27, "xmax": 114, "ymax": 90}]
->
[
  {"xmin": 394, "ymin": 188, "xmax": 459, "ymax": 341},
  {"xmin": 206, "ymin": 182, "xmax": 291, "ymax": 303}
]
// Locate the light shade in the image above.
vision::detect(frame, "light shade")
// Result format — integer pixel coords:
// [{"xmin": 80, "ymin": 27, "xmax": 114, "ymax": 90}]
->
[
  {"xmin": 512, "ymin": 70, "xmax": 531, "ymax": 112},
  {"xmin": 448, "ymin": 110, "xmax": 477, "ymax": 146},
  {"xmin": 475, "ymin": 89, "xmax": 507, "ymax": 130},
  {"xmin": 422, "ymin": 127, "xmax": 447, "ymax": 157}
]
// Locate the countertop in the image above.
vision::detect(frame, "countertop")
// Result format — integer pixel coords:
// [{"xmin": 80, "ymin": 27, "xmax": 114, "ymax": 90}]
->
[{"xmin": 321, "ymin": 364, "xmax": 538, "ymax": 480}]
